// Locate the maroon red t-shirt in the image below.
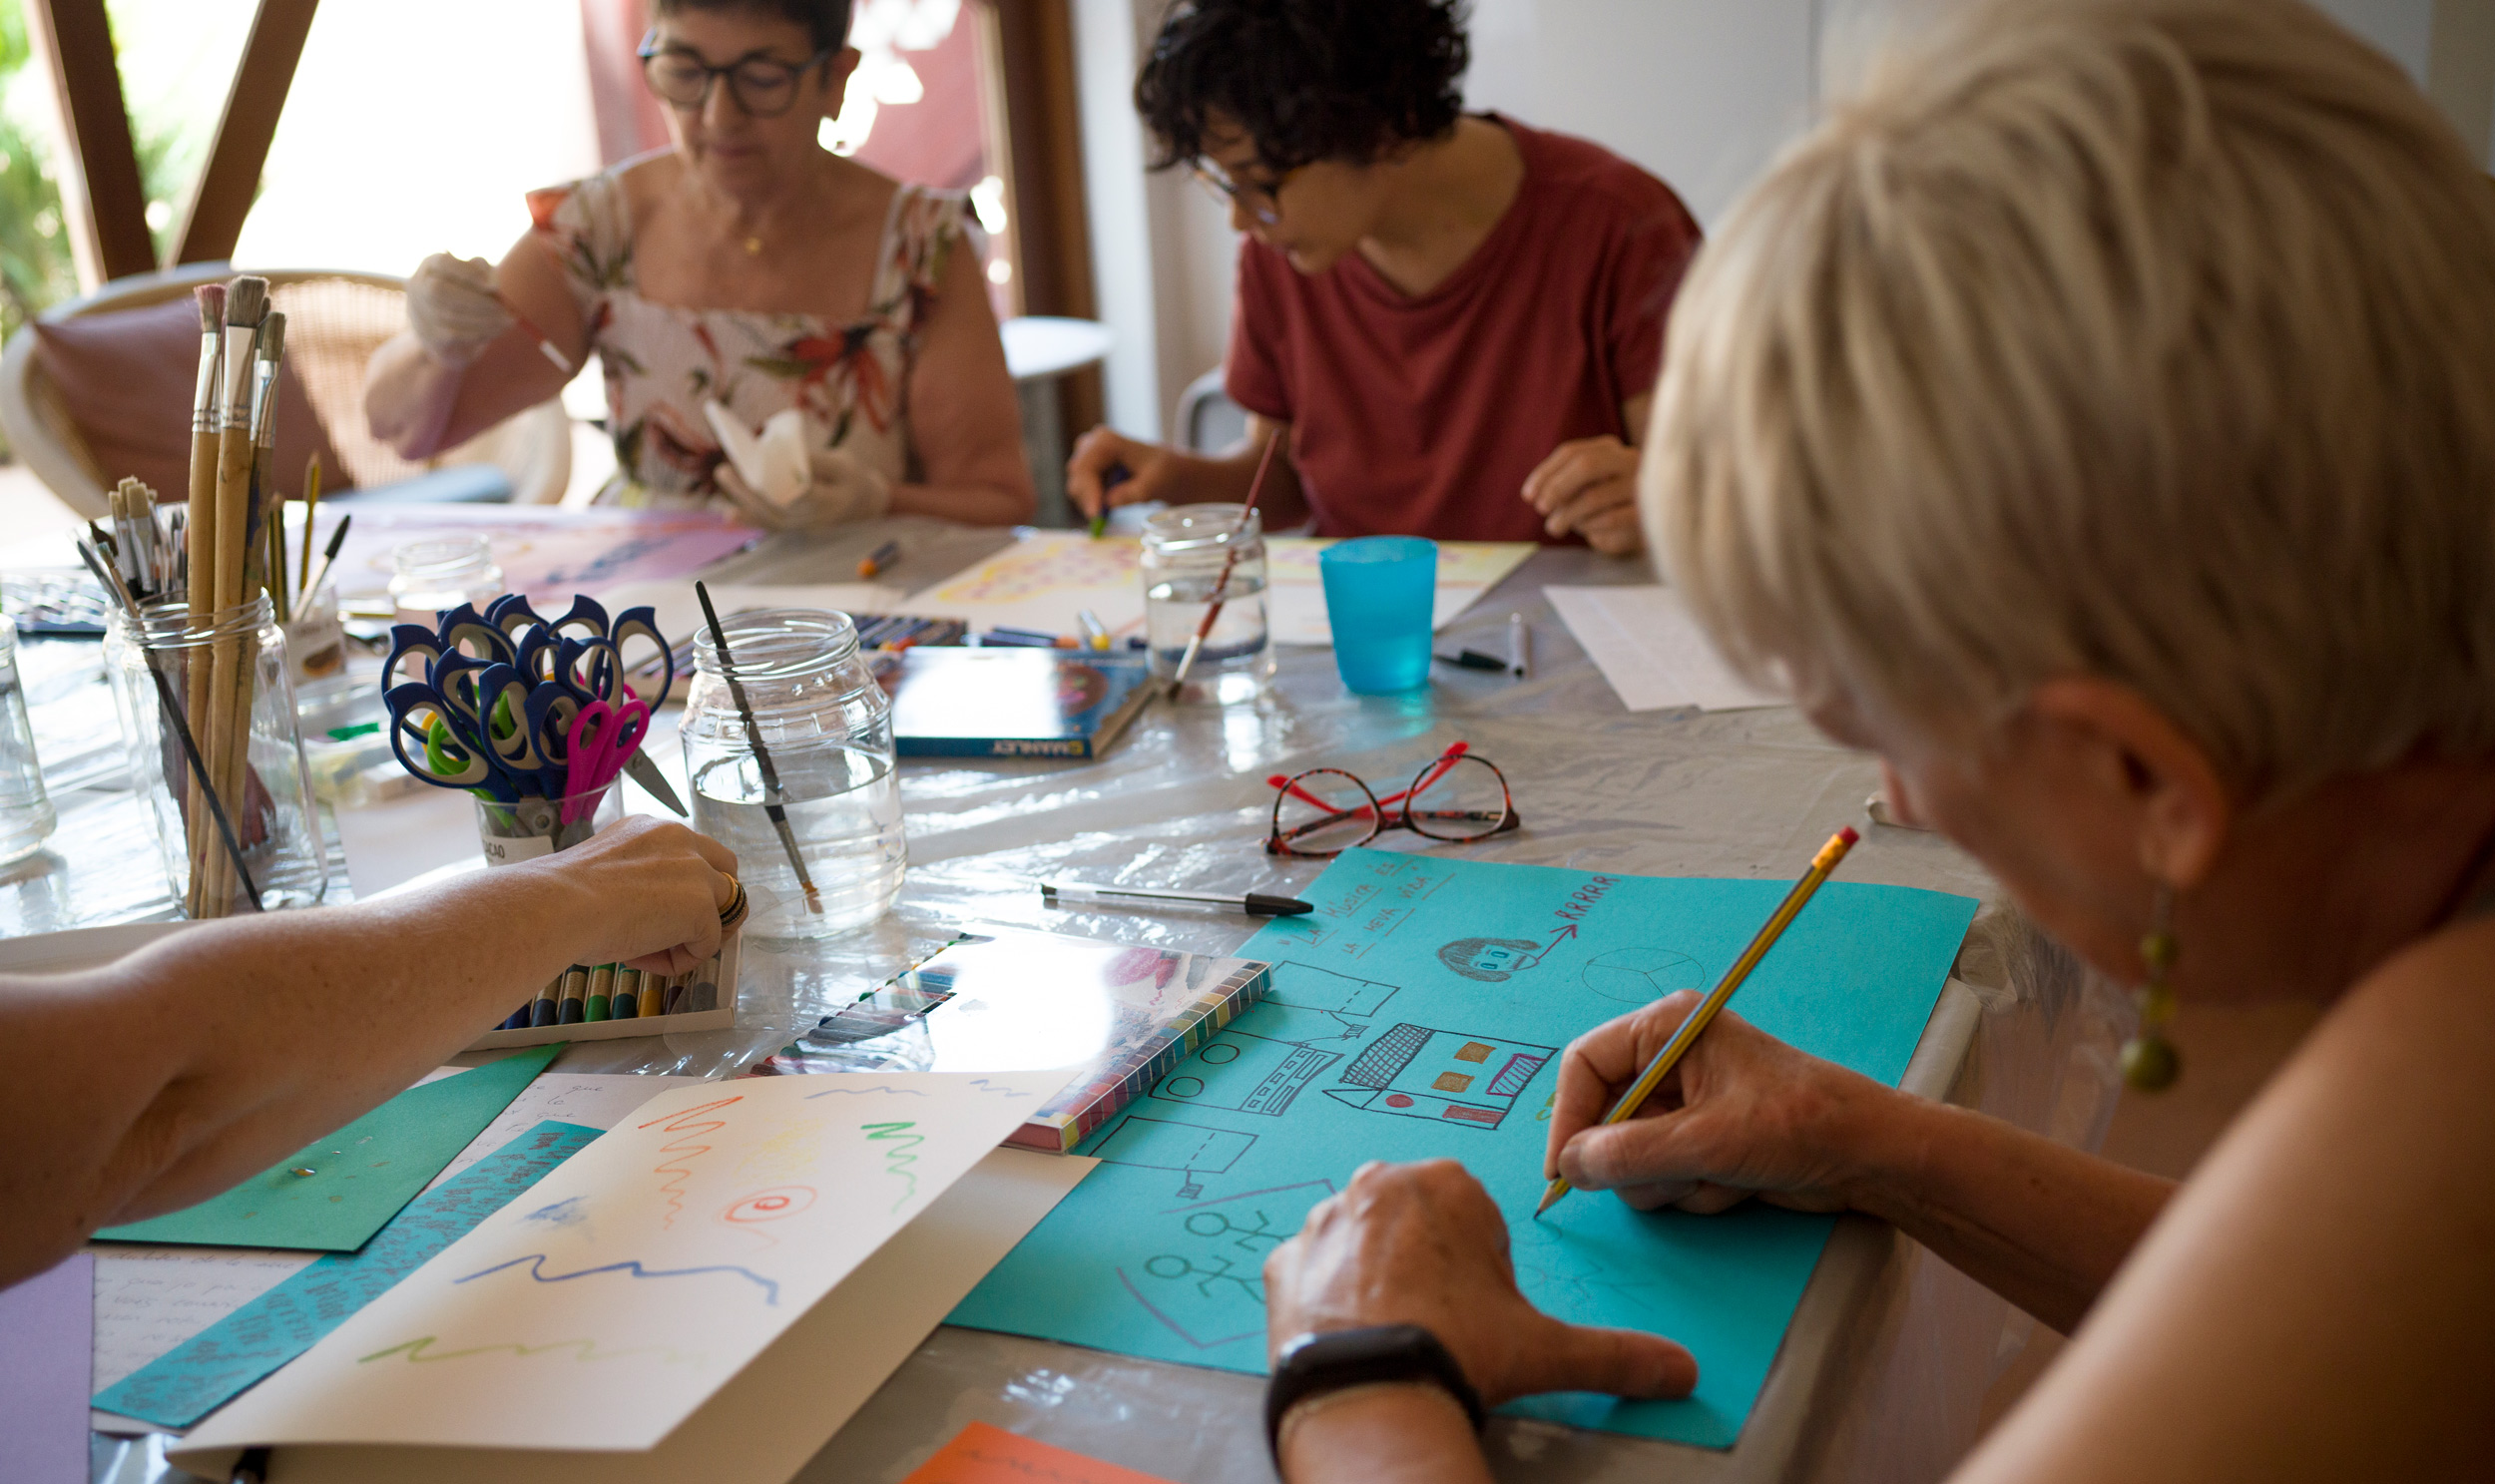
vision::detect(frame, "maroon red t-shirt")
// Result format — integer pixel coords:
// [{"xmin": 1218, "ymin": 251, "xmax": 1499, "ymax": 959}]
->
[{"xmin": 1225, "ymin": 116, "xmax": 1702, "ymax": 543}]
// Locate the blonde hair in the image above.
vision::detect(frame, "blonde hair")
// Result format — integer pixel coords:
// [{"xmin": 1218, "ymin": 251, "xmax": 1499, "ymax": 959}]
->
[{"xmin": 1646, "ymin": 0, "xmax": 2495, "ymax": 800}]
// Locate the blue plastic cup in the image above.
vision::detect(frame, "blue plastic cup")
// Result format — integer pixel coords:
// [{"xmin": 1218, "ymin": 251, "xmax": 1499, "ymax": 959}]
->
[{"xmin": 1320, "ymin": 537, "xmax": 1438, "ymax": 695}]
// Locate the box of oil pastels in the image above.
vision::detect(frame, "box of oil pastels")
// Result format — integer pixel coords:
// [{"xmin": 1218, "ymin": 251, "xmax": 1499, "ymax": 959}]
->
[{"xmin": 465, "ymin": 926, "xmax": 744, "ymax": 1050}]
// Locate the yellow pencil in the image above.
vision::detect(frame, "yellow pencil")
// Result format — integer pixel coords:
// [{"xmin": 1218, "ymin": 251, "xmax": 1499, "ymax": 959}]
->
[{"xmin": 1535, "ymin": 825, "xmax": 1861, "ymax": 1219}]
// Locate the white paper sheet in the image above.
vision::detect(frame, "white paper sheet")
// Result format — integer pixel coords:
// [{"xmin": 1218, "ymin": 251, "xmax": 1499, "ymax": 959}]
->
[
  {"xmin": 170, "ymin": 1146, "xmax": 1096, "ymax": 1484},
  {"xmin": 593, "ymin": 580, "xmax": 911, "ymax": 649},
  {"xmin": 903, "ymin": 533, "xmax": 1149, "ymax": 640},
  {"xmin": 1546, "ymin": 585, "xmax": 1784, "ymax": 713},
  {"xmin": 182, "ymin": 1071, "xmax": 1078, "ymax": 1454},
  {"xmin": 90, "ymin": 1073, "xmax": 712, "ymax": 1434}
]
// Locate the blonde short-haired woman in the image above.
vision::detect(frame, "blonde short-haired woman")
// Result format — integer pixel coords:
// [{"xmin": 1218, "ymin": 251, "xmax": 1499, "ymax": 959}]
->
[{"xmin": 1252, "ymin": 2, "xmax": 2495, "ymax": 1480}]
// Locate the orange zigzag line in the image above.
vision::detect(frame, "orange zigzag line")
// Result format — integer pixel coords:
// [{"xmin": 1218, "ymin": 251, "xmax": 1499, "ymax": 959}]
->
[
  {"xmin": 638, "ymin": 1095, "xmax": 745, "ymax": 1231},
  {"xmin": 358, "ymin": 1334, "xmax": 703, "ymax": 1366}
]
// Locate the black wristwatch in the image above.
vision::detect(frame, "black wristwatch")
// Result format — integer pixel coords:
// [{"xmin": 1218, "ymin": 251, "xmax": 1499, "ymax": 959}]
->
[{"xmin": 1263, "ymin": 1324, "xmax": 1487, "ymax": 1466}]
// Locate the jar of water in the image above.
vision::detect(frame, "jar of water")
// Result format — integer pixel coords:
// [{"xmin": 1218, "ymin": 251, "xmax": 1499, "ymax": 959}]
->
[
  {"xmin": 1142, "ymin": 503, "xmax": 1273, "ymax": 703},
  {"xmin": 681, "ymin": 609, "xmax": 904, "ymax": 936},
  {"xmin": 387, "ymin": 536, "xmax": 503, "ymax": 627},
  {"xmin": 0, "ymin": 613, "xmax": 56, "ymax": 865}
]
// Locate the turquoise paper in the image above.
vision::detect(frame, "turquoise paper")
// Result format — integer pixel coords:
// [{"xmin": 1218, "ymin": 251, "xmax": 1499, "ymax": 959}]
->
[
  {"xmin": 950, "ymin": 849, "xmax": 1977, "ymax": 1447},
  {"xmin": 95, "ymin": 1120, "xmax": 601, "ymax": 1428},
  {"xmin": 95, "ymin": 1045, "xmax": 562, "ymax": 1252}
]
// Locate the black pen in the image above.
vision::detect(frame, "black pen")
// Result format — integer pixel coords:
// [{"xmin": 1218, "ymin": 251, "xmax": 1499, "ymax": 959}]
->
[
  {"xmin": 1041, "ymin": 880, "xmax": 1314, "ymax": 917},
  {"xmin": 1434, "ymin": 649, "xmax": 1507, "ymax": 672}
]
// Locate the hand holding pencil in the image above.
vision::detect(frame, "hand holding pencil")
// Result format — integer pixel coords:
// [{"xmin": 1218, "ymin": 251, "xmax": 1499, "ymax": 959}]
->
[{"xmin": 1538, "ymin": 826, "xmax": 1860, "ymax": 1218}]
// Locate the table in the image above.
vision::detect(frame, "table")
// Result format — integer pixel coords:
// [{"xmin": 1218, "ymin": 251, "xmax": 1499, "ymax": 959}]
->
[{"xmin": 6, "ymin": 518, "xmax": 2127, "ymax": 1484}]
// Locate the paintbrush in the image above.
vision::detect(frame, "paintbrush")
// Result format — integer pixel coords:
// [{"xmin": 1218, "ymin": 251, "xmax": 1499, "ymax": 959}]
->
[
  {"xmin": 302, "ymin": 512, "xmax": 349, "ymax": 603},
  {"xmin": 78, "ymin": 538, "xmax": 261, "ymax": 911},
  {"xmin": 297, "ymin": 454, "xmax": 321, "ymax": 599},
  {"xmin": 1169, "ymin": 432, "xmax": 1281, "ymax": 695},
  {"xmin": 197, "ymin": 275, "xmax": 267, "ymax": 917},
  {"xmin": 496, "ymin": 291, "xmax": 575, "ymax": 375},
  {"xmin": 180, "ymin": 285, "xmax": 225, "ymax": 911},
  {"xmin": 249, "ymin": 312, "xmax": 286, "ymax": 621},
  {"xmin": 696, "ymin": 580, "xmax": 821, "ymax": 913}
]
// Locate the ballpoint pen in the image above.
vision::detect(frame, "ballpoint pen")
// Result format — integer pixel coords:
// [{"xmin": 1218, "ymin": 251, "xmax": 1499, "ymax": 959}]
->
[{"xmin": 1041, "ymin": 880, "xmax": 1314, "ymax": 917}]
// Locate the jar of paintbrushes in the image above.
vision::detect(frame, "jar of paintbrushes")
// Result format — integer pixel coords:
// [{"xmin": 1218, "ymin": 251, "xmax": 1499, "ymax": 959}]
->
[
  {"xmin": 680, "ymin": 591, "xmax": 905, "ymax": 935},
  {"xmin": 79, "ymin": 273, "xmax": 330, "ymax": 918},
  {"xmin": 103, "ymin": 596, "xmax": 327, "ymax": 914}
]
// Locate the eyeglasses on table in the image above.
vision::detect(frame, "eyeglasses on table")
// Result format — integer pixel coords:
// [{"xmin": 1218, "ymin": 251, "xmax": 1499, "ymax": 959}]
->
[{"xmin": 1265, "ymin": 742, "xmax": 1521, "ymax": 857}]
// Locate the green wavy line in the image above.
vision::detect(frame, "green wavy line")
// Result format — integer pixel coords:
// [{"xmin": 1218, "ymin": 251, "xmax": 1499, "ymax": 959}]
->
[{"xmin": 863, "ymin": 1121, "xmax": 924, "ymax": 1213}]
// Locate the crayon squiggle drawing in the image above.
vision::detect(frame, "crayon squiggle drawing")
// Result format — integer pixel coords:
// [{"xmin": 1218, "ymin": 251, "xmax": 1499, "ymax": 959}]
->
[
  {"xmin": 456, "ymin": 1252, "xmax": 782, "ymax": 1304},
  {"xmin": 864, "ymin": 1121, "xmax": 923, "ymax": 1212},
  {"xmin": 639, "ymin": 1095, "xmax": 745, "ymax": 1230},
  {"xmin": 963, "ymin": 1077, "xmax": 1039, "ymax": 1101},
  {"xmin": 357, "ymin": 1335, "xmax": 704, "ymax": 1367},
  {"xmin": 722, "ymin": 1186, "xmax": 816, "ymax": 1224},
  {"xmin": 179, "ymin": 1074, "xmax": 1081, "ymax": 1456}
]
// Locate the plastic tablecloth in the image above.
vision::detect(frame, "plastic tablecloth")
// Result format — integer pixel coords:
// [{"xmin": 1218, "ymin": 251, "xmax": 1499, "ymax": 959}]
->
[{"xmin": 3, "ymin": 518, "xmax": 2130, "ymax": 1484}]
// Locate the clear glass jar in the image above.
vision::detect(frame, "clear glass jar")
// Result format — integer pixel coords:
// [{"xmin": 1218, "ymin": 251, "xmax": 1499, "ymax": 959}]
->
[
  {"xmin": 1142, "ymin": 502, "xmax": 1273, "ymax": 703},
  {"xmin": 681, "ymin": 609, "xmax": 904, "ymax": 936},
  {"xmin": 388, "ymin": 536, "xmax": 503, "ymax": 627},
  {"xmin": 0, "ymin": 613, "xmax": 57, "ymax": 865},
  {"xmin": 105, "ymin": 595, "xmax": 327, "ymax": 916}
]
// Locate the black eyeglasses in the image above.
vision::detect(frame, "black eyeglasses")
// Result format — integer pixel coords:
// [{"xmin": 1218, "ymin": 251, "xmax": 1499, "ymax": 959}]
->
[
  {"xmin": 1191, "ymin": 160, "xmax": 1299, "ymax": 228},
  {"xmin": 638, "ymin": 29, "xmax": 832, "ymax": 120}
]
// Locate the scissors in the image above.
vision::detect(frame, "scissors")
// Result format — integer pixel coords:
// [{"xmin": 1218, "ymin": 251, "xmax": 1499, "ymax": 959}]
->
[
  {"xmin": 560, "ymin": 699, "xmax": 651, "ymax": 824},
  {"xmin": 384, "ymin": 680, "xmax": 516, "ymax": 802}
]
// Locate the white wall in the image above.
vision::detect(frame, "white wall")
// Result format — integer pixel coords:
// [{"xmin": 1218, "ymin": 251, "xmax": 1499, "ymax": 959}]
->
[{"xmin": 1073, "ymin": 0, "xmax": 2495, "ymax": 440}]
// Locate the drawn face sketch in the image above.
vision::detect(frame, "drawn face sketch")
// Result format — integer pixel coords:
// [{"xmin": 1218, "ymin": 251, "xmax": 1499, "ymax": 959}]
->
[{"xmin": 1437, "ymin": 937, "xmax": 1546, "ymax": 982}]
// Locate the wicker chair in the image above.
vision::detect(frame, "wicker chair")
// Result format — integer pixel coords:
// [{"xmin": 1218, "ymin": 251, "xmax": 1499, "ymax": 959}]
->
[{"xmin": 0, "ymin": 263, "xmax": 570, "ymax": 521}]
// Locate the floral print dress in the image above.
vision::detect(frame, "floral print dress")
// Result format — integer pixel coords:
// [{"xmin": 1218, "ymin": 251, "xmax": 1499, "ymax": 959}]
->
[{"xmin": 526, "ymin": 165, "xmax": 965, "ymax": 508}]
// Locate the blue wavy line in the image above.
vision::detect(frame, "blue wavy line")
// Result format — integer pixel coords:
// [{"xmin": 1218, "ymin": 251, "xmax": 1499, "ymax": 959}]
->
[
  {"xmin": 963, "ymin": 1077, "xmax": 1036, "ymax": 1101},
  {"xmin": 802, "ymin": 1084, "xmax": 931, "ymax": 1099},
  {"xmin": 455, "ymin": 1252, "xmax": 779, "ymax": 1305}
]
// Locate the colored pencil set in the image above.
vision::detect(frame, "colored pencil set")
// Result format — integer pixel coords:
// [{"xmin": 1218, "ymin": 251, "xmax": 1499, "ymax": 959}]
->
[{"xmin": 500, "ymin": 959, "xmax": 727, "ymax": 1031}]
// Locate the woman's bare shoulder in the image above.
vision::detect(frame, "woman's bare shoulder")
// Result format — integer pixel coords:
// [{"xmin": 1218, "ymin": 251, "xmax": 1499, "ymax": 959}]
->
[
  {"xmin": 614, "ymin": 149, "xmax": 685, "ymax": 222},
  {"xmin": 1952, "ymin": 924, "xmax": 2495, "ymax": 1484}
]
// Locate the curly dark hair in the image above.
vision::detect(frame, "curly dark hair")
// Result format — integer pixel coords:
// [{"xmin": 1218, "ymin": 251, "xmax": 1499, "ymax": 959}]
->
[
  {"xmin": 652, "ymin": 0, "xmax": 854, "ymax": 56},
  {"xmin": 1136, "ymin": 0, "xmax": 1471, "ymax": 174}
]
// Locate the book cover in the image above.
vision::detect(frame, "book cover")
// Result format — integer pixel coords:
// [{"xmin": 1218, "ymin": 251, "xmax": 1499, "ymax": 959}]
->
[
  {"xmin": 759, "ymin": 928, "xmax": 1270, "ymax": 1152},
  {"xmin": 882, "ymin": 649, "xmax": 1155, "ymax": 759}
]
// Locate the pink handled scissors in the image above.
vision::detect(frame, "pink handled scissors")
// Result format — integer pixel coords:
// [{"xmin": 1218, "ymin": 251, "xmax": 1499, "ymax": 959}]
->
[{"xmin": 562, "ymin": 699, "xmax": 651, "ymax": 825}]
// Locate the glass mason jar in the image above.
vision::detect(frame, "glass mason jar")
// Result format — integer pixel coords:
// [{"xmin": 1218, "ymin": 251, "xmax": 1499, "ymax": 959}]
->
[
  {"xmin": 105, "ymin": 596, "xmax": 328, "ymax": 917},
  {"xmin": 681, "ymin": 609, "xmax": 904, "ymax": 936},
  {"xmin": 388, "ymin": 536, "xmax": 503, "ymax": 627},
  {"xmin": 0, "ymin": 613, "xmax": 57, "ymax": 865},
  {"xmin": 1142, "ymin": 502, "xmax": 1273, "ymax": 703}
]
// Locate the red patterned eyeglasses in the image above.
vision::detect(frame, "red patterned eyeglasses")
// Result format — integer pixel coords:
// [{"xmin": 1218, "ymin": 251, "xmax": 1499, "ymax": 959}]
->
[{"xmin": 1265, "ymin": 742, "xmax": 1521, "ymax": 857}]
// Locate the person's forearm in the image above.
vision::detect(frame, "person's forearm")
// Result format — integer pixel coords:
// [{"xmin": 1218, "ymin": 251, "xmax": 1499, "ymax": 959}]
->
[
  {"xmin": 1842, "ymin": 1094, "xmax": 2176, "ymax": 1333},
  {"xmin": 1277, "ymin": 1385, "xmax": 1493, "ymax": 1484},
  {"xmin": 363, "ymin": 333, "xmax": 467, "ymax": 458},
  {"xmin": 84, "ymin": 866, "xmax": 617, "ymax": 1226}
]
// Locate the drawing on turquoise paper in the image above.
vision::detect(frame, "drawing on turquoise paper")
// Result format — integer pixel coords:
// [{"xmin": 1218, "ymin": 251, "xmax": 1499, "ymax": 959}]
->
[
  {"xmin": 1581, "ymin": 947, "xmax": 1708, "ymax": 1006},
  {"xmin": 1152, "ymin": 1029, "xmax": 1341, "ymax": 1116},
  {"xmin": 1324, "ymin": 1022, "xmax": 1556, "ymax": 1132},
  {"xmin": 1121, "ymin": 1180, "xmax": 1336, "ymax": 1349},
  {"xmin": 1092, "ymin": 1116, "xmax": 1254, "ymax": 1199}
]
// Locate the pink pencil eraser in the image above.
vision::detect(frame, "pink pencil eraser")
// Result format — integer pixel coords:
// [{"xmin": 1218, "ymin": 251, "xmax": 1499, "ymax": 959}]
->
[{"xmin": 1838, "ymin": 825, "xmax": 1860, "ymax": 846}]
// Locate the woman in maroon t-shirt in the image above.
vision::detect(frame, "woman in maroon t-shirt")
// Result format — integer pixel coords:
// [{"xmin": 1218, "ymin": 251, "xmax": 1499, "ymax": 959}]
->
[{"xmin": 1066, "ymin": 0, "xmax": 1701, "ymax": 554}]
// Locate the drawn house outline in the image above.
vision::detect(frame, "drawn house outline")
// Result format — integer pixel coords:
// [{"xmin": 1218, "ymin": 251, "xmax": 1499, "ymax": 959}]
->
[
  {"xmin": 1324, "ymin": 1023, "xmax": 1558, "ymax": 1131},
  {"xmin": 1091, "ymin": 1115, "xmax": 1256, "ymax": 1199},
  {"xmin": 1152, "ymin": 1029, "xmax": 1341, "ymax": 1117}
]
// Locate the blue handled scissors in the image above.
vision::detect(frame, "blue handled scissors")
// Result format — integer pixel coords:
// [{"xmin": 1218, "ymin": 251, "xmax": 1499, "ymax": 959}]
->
[{"xmin": 383, "ymin": 680, "xmax": 517, "ymax": 802}]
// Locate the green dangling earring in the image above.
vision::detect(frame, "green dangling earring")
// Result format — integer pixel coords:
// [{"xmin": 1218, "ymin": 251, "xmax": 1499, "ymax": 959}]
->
[{"xmin": 2121, "ymin": 884, "xmax": 2182, "ymax": 1092}]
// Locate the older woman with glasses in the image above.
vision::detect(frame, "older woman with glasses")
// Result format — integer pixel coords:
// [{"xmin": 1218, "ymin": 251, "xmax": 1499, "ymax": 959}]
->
[
  {"xmin": 365, "ymin": 0, "xmax": 1033, "ymax": 529},
  {"xmin": 1248, "ymin": 1, "xmax": 2495, "ymax": 1480}
]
